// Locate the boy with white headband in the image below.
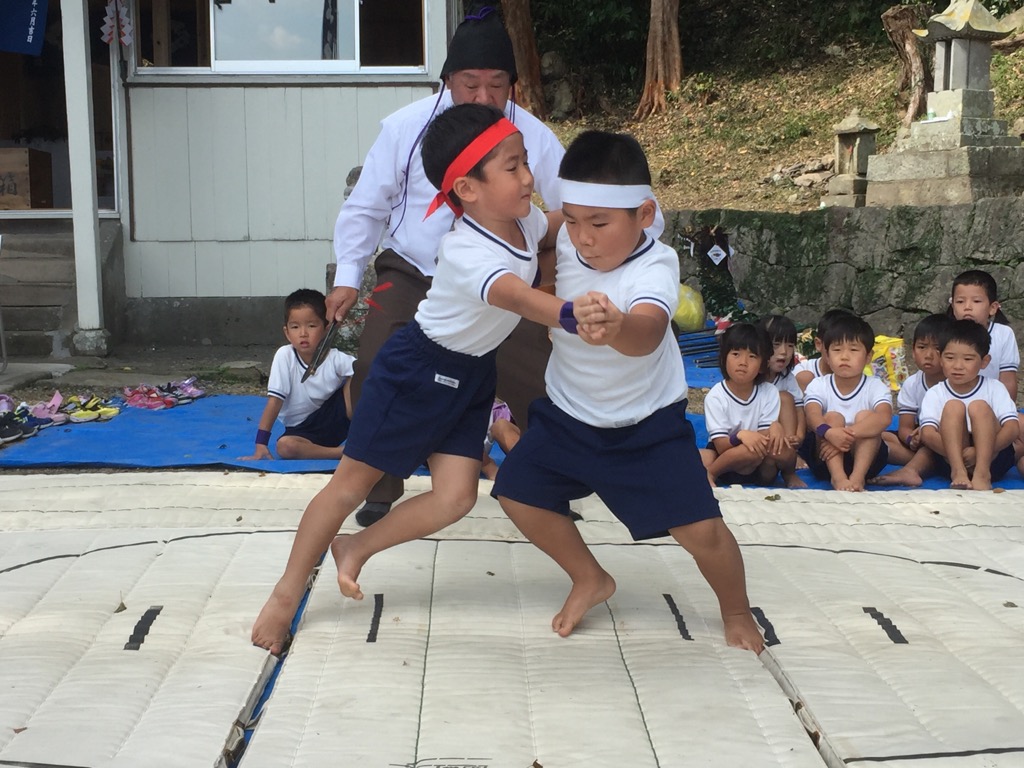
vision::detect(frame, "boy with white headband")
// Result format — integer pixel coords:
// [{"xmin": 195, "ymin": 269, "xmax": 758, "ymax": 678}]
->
[
  {"xmin": 253, "ymin": 104, "xmax": 577, "ymax": 654},
  {"xmin": 493, "ymin": 131, "xmax": 764, "ymax": 654}
]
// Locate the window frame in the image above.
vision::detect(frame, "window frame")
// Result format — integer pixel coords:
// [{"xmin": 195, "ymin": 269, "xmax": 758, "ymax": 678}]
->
[{"xmin": 129, "ymin": 0, "xmax": 430, "ymax": 78}]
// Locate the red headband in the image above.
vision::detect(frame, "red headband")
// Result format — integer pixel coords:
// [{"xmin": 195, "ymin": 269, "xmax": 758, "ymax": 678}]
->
[{"xmin": 424, "ymin": 117, "xmax": 520, "ymax": 218}]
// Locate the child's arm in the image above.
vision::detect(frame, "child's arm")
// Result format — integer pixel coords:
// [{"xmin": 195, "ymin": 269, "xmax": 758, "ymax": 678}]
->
[
  {"xmin": 574, "ymin": 292, "xmax": 666, "ymax": 357},
  {"xmin": 896, "ymin": 413, "xmax": 920, "ymax": 450},
  {"xmin": 487, "ymin": 273, "xmax": 567, "ymax": 327},
  {"xmin": 239, "ymin": 396, "xmax": 284, "ymax": 460},
  {"xmin": 795, "ymin": 369, "xmax": 814, "ymax": 392},
  {"xmin": 999, "ymin": 370, "xmax": 1018, "ymax": 405},
  {"xmin": 343, "ymin": 379, "xmax": 354, "ymax": 419},
  {"xmin": 995, "ymin": 415, "xmax": 1020, "ymax": 451},
  {"xmin": 849, "ymin": 402, "xmax": 893, "ymax": 439}
]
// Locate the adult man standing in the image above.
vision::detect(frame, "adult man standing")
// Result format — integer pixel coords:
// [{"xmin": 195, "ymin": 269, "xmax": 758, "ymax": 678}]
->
[{"xmin": 328, "ymin": 8, "xmax": 565, "ymax": 526}]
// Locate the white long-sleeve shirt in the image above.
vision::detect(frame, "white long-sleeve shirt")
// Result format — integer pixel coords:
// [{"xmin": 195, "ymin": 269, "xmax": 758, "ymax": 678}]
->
[{"xmin": 332, "ymin": 90, "xmax": 566, "ymax": 289}]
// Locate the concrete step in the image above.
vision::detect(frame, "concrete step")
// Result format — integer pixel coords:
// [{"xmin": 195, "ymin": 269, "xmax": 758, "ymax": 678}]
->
[
  {"xmin": 2, "ymin": 305, "xmax": 63, "ymax": 331},
  {"xmin": 0, "ymin": 255, "xmax": 75, "ymax": 284},
  {"xmin": 0, "ymin": 282, "xmax": 74, "ymax": 307},
  {"xmin": 0, "ymin": 233, "xmax": 76, "ymax": 259},
  {"xmin": 2, "ymin": 330, "xmax": 62, "ymax": 358}
]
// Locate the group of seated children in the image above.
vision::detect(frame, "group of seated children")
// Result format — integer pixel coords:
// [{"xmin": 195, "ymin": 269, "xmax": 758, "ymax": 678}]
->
[{"xmin": 701, "ymin": 269, "xmax": 1022, "ymax": 491}]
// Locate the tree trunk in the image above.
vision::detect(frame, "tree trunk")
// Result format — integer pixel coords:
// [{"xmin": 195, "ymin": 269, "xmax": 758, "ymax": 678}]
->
[
  {"xmin": 500, "ymin": 0, "xmax": 547, "ymax": 120},
  {"xmin": 635, "ymin": 0, "xmax": 682, "ymax": 120},
  {"xmin": 882, "ymin": 4, "xmax": 934, "ymax": 129}
]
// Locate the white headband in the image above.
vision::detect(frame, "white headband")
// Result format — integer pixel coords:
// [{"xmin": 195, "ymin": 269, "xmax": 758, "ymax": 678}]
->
[{"xmin": 559, "ymin": 179, "xmax": 654, "ymax": 209}]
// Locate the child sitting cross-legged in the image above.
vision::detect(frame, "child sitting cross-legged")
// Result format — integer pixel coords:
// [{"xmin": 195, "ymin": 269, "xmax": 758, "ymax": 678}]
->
[
  {"xmin": 918, "ymin": 319, "xmax": 1020, "ymax": 491},
  {"xmin": 252, "ymin": 103, "xmax": 576, "ymax": 655},
  {"xmin": 493, "ymin": 130, "xmax": 763, "ymax": 653},
  {"xmin": 870, "ymin": 313, "xmax": 951, "ymax": 487},
  {"xmin": 700, "ymin": 323, "xmax": 801, "ymax": 488},
  {"xmin": 803, "ymin": 314, "xmax": 893, "ymax": 492},
  {"xmin": 757, "ymin": 314, "xmax": 807, "ymax": 488}
]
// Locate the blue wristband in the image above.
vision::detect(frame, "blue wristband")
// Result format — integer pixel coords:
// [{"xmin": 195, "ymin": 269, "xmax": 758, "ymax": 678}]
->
[
  {"xmin": 815, "ymin": 424, "xmax": 830, "ymax": 439},
  {"xmin": 256, "ymin": 428, "xmax": 271, "ymax": 446},
  {"xmin": 729, "ymin": 430, "xmax": 742, "ymax": 447},
  {"xmin": 559, "ymin": 301, "xmax": 579, "ymax": 334}
]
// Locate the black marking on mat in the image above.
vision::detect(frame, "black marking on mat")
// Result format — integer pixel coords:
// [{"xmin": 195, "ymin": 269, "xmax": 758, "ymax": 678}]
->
[
  {"xmin": 0, "ymin": 529, "xmax": 297, "ymax": 576},
  {"xmin": 845, "ymin": 745, "xmax": 1024, "ymax": 762},
  {"xmin": 124, "ymin": 605, "xmax": 164, "ymax": 650},
  {"xmin": 367, "ymin": 593, "xmax": 384, "ymax": 642},
  {"xmin": 662, "ymin": 593, "xmax": 693, "ymax": 640},
  {"xmin": 862, "ymin": 607, "xmax": 908, "ymax": 644},
  {"xmin": 0, "ymin": 760, "xmax": 95, "ymax": 767},
  {"xmin": 751, "ymin": 606, "xmax": 780, "ymax": 646}
]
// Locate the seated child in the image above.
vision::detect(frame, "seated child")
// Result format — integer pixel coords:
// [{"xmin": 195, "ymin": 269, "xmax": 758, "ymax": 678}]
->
[
  {"xmin": 701, "ymin": 323, "xmax": 800, "ymax": 488},
  {"xmin": 494, "ymin": 130, "xmax": 763, "ymax": 653},
  {"xmin": 803, "ymin": 314, "xmax": 893, "ymax": 491},
  {"xmin": 947, "ymin": 269, "xmax": 1019, "ymax": 401},
  {"xmin": 241, "ymin": 288, "xmax": 355, "ymax": 461},
  {"xmin": 252, "ymin": 103, "xmax": 572, "ymax": 655},
  {"xmin": 794, "ymin": 308, "xmax": 855, "ymax": 393},
  {"xmin": 871, "ymin": 314, "xmax": 951, "ymax": 487},
  {"xmin": 757, "ymin": 314, "xmax": 807, "ymax": 487},
  {"xmin": 918, "ymin": 319, "xmax": 1020, "ymax": 491}
]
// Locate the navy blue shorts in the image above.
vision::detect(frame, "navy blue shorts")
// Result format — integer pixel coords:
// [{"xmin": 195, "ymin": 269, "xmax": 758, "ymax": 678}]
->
[
  {"xmin": 344, "ymin": 320, "xmax": 497, "ymax": 478},
  {"xmin": 493, "ymin": 398, "xmax": 721, "ymax": 541},
  {"xmin": 933, "ymin": 444, "xmax": 1016, "ymax": 481},
  {"xmin": 282, "ymin": 386, "xmax": 350, "ymax": 447},
  {"xmin": 808, "ymin": 438, "xmax": 889, "ymax": 481}
]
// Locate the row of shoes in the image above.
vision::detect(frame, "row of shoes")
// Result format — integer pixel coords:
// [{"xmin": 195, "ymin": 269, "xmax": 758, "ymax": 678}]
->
[
  {"xmin": 122, "ymin": 378, "xmax": 205, "ymax": 409},
  {"xmin": 0, "ymin": 391, "xmax": 120, "ymax": 444}
]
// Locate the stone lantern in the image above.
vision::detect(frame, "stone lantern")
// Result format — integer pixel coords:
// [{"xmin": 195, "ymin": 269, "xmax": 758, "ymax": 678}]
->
[
  {"xmin": 866, "ymin": 0, "xmax": 1024, "ymax": 206},
  {"xmin": 822, "ymin": 109, "xmax": 879, "ymax": 207}
]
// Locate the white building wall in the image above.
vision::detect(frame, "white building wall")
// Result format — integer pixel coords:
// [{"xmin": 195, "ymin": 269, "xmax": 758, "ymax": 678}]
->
[{"xmin": 124, "ymin": 84, "xmax": 431, "ymax": 298}]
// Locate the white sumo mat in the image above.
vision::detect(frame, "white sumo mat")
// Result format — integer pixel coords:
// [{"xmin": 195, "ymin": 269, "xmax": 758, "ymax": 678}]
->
[{"xmin": 1, "ymin": 473, "xmax": 1023, "ymax": 768}]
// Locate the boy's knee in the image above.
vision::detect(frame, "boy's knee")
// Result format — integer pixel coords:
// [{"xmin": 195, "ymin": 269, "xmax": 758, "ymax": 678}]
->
[
  {"xmin": 275, "ymin": 437, "xmax": 301, "ymax": 459},
  {"xmin": 966, "ymin": 400, "xmax": 995, "ymax": 419},
  {"xmin": 942, "ymin": 399, "xmax": 967, "ymax": 418},
  {"xmin": 672, "ymin": 516, "xmax": 728, "ymax": 553}
]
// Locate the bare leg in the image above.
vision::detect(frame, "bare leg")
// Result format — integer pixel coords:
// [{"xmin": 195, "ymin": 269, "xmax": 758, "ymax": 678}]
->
[
  {"xmin": 707, "ymin": 446, "xmax": 762, "ymax": 485},
  {"xmin": 880, "ymin": 430, "xmax": 914, "ymax": 466},
  {"xmin": 252, "ymin": 456, "xmax": 384, "ymax": 654},
  {"xmin": 499, "ymin": 496, "xmax": 615, "ymax": 637},
  {"xmin": 776, "ymin": 393, "xmax": 806, "ymax": 487},
  {"xmin": 670, "ymin": 517, "xmax": 763, "ymax": 654},
  {"xmin": 331, "ymin": 453, "xmax": 482, "ymax": 599},
  {"xmin": 845, "ymin": 436, "xmax": 881, "ymax": 492},
  {"xmin": 870, "ymin": 445, "xmax": 934, "ymax": 487},
  {"xmin": 966, "ymin": 401, "xmax": 998, "ymax": 491},
  {"xmin": 276, "ymin": 435, "xmax": 345, "ymax": 460},
  {"xmin": 939, "ymin": 400, "xmax": 972, "ymax": 489}
]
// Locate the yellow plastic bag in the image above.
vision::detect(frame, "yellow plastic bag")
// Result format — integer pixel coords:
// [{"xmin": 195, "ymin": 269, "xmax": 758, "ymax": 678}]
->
[
  {"xmin": 864, "ymin": 335, "xmax": 908, "ymax": 392},
  {"xmin": 673, "ymin": 284, "xmax": 706, "ymax": 332}
]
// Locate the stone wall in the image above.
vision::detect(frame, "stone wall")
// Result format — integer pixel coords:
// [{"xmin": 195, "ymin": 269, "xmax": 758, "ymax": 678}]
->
[{"xmin": 667, "ymin": 196, "xmax": 1024, "ymax": 345}]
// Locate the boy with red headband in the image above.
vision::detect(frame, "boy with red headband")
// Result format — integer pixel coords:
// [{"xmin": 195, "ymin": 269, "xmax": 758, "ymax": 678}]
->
[
  {"xmin": 252, "ymin": 104, "xmax": 576, "ymax": 655},
  {"xmin": 493, "ymin": 131, "xmax": 764, "ymax": 654}
]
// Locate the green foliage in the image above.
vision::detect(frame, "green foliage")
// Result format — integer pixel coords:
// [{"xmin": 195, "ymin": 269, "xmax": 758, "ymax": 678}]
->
[
  {"xmin": 982, "ymin": 0, "xmax": 1024, "ymax": 17},
  {"xmin": 532, "ymin": 0, "xmax": 648, "ymax": 93}
]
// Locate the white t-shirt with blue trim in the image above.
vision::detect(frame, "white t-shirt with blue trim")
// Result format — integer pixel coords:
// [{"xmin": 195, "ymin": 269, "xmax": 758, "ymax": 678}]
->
[
  {"xmin": 803, "ymin": 374, "xmax": 891, "ymax": 426},
  {"xmin": 415, "ymin": 206, "xmax": 547, "ymax": 356},
  {"xmin": 267, "ymin": 345, "xmax": 355, "ymax": 427},
  {"xmin": 919, "ymin": 378, "xmax": 1018, "ymax": 433},
  {"xmin": 704, "ymin": 381, "xmax": 781, "ymax": 440},
  {"xmin": 546, "ymin": 228, "xmax": 686, "ymax": 428}
]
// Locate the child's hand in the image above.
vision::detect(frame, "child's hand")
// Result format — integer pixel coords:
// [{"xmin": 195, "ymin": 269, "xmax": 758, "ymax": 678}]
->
[
  {"xmin": 575, "ymin": 292, "xmax": 624, "ymax": 345},
  {"xmin": 733, "ymin": 430, "xmax": 768, "ymax": 457},
  {"xmin": 824, "ymin": 426, "xmax": 855, "ymax": 452},
  {"xmin": 819, "ymin": 442, "xmax": 841, "ymax": 462},
  {"xmin": 907, "ymin": 427, "xmax": 921, "ymax": 450},
  {"xmin": 239, "ymin": 444, "xmax": 274, "ymax": 461},
  {"xmin": 785, "ymin": 434, "xmax": 801, "ymax": 447},
  {"xmin": 767, "ymin": 423, "xmax": 787, "ymax": 455}
]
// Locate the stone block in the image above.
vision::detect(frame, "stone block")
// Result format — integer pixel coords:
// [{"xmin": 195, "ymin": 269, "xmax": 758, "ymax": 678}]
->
[
  {"xmin": 949, "ymin": 39, "xmax": 971, "ymax": 90},
  {"xmin": 820, "ymin": 194, "xmax": 865, "ymax": 208},
  {"xmin": 928, "ymin": 89, "xmax": 994, "ymax": 120},
  {"xmin": 827, "ymin": 175, "xmax": 868, "ymax": 195}
]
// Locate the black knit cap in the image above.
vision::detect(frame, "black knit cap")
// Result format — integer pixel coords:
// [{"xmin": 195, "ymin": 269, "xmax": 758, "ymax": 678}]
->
[{"xmin": 440, "ymin": 6, "xmax": 518, "ymax": 84}]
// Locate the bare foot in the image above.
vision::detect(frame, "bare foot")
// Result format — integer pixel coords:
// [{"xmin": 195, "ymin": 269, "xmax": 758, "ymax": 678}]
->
[
  {"xmin": 782, "ymin": 470, "xmax": 807, "ymax": 489},
  {"xmin": 252, "ymin": 587, "xmax": 299, "ymax": 655},
  {"xmin": 723, "ymin": 611, "xmax": 764, "ymax": 654},
  {"xmin": 971, "ymin": 470, "xmax": 992, "ymax": 491},
  {"xmin": 551, "ymin": 571, "xmax": 616, "ymax": 638},
  {"xmin": 949, "ymin": 470, "xmax": 972, "ymax": 490},
  {"xmin": 330, "ymin": 535, "xmax": 365, "ymax": 600},
  {"xmin": 830, "ymin": 473, "xmax": 857, "ymax": 491},
  {"xmin": 847, "ymin": 473, "xmax": 867, "ymax": 492},
  {"xmin": 869, "ymin": 467, "xmax": 923, "ymax": 487}
]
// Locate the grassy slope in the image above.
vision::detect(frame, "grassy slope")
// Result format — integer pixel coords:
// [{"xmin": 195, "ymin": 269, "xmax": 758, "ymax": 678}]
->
[{"xmin": 548, "ymin": 43, "xmax": 1024, "ymax": 213}]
